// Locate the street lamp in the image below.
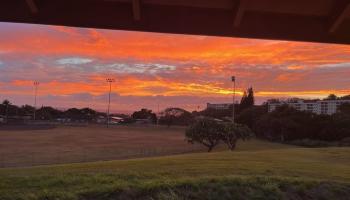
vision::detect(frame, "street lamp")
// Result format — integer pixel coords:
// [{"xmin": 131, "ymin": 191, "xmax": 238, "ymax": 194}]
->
[
  {"xmin": 231, "ymin": 76, "xmax": 236, "ymax": 123},
  {"xmin": 106, "ymin": 78, "xmax": 115, "ymax": 127},
  {"xmin": 33, "ymin": 81, "xmax": 39, "ymax": 120}
]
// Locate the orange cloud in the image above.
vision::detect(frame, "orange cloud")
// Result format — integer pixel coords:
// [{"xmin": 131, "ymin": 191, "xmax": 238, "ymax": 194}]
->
[
  {"xmin": 275, "ymin": 73, "xmax": 306, "ymax": 82},
  {"xmin": 1, "ymin": 23, "xmax": 350, "ymax": 111}
]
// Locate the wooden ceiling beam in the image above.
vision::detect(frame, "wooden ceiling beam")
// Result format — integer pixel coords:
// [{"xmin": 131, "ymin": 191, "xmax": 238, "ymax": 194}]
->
[
  {"xmin": 233, "ymin": 0, "xmax": 247, "ymax": 28},
  {"xmin": 132, "ymin": 0, "xmax": 141, "ymax": 21},
  {"xmin": 329, "ymin": 3, "xmax": 350, "ymax": 33},
  {"xmin": 25, "ymin": 0, "xmax": 38, "ymax": 14}
]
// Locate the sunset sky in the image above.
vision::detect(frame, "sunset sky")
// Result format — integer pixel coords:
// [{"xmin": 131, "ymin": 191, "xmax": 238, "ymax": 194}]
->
[{"xmin": 0, "ymin": 22, "xmax": 350, "ymax": 113}]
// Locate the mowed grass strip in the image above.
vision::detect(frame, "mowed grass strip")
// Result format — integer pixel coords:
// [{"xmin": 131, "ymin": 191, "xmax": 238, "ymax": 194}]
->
[{"xmin": 0, "ymin": 141, "xmax": 349, "ymax": 200}]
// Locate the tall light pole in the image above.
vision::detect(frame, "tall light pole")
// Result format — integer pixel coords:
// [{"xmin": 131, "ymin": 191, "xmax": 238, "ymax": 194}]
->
[
  {"xmin": 33, "ymin": 81, "xmax": 39, "ymax": 121},
  {"xmin": 231, "ymin": 76, "xmax": 236, "ymax": 123},
  {"xmin": 106, "ymin": 78, "xmax": 115, "ymax": 127}
]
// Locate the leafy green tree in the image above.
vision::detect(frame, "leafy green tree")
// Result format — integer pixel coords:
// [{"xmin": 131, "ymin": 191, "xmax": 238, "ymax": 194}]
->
[
  {"xmin": 185, "ymin": 117, "xmax": 222, "ymax": 152},
  {"xmin": 221, "ymin": 123, "xmax": 253, "ymax": 150},
  {"xmin": 186, "ymin": 118, "xmax": 253, "ymax": 152}
]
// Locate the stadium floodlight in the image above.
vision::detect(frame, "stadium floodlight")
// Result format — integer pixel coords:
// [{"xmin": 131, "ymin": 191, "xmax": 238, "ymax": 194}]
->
[
  {"xmin": 231, "ymin": 76, "xmax": 236, "ymax": 123},
  {"xmin": 106, "ymin": 78, "xmax": 115, "ymax": 127},
  {"xmin": 33, "ymin": 81, "xmax": 39, "ymax": 121}
]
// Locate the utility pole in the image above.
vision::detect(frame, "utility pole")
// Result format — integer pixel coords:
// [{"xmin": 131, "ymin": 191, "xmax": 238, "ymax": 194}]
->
[
  {"xmin": 106, "ymin": 78, "xmax": 115, "ymax": 128},
  {"xmin": 33, "ymin": 81, "xmax": 39, "ymax": 120},
  {"xmin": 157, "ymin": 100, "xmax": 160, "ymax": 126},
  {"xmin": 231, "ymin": 76, "xmax": 236, "ymax": 123}
]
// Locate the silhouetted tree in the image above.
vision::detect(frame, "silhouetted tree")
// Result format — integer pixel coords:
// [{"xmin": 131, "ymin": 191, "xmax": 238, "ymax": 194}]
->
[
  {"xmin": 221, "ymin": 123, "xmax": 253, "ymax": 150},
  {"xmin": 185, "ymin": 117, "xmax": 222, "ymax": 152},
  {"xmin": 240, "ymin": 87, "xmax": 254, "ymax": 111},
  {"xmin": 19, "ymin": 105, "xmax": 35, "ymax": 116},
  {"xmin": 132, "ymin": 108, "xmax": 157, "ymax": 124},
  {"xmin": 36, "ymin": 106, "xmax": 63, "ymax": 120},
  {"xmin": 159, "ymin": 107, "xmax": 193, "ymax": 127},
  {"xmin": 236, "ymin": 105, "xmax": 267, "ymax": 129},
  {"xmin": 254, "ymin": 104, "xmax": 350, "ymax": 142},
  {"xmin": 186, "ymin": 118, "xmax": 253, "ymax": 152},
  {"xmin": 340, "ymin": 95, "xmax": 350, "ymax": 100},
  {"xmin": 325, "ymin": 94, "xmax": 338, "ymax": 100}
]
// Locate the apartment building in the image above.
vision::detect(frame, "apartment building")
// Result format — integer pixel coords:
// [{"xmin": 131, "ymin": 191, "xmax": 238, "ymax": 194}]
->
[{"xmin": 268, "ymin": 99, "xmax": 350, "ymax": 115}]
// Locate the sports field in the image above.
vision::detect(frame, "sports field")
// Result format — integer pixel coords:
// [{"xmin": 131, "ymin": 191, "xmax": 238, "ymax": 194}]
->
[
  {"xmin": 0, "ymin": 125, "xmax": 203, "ymax": 167},
  {"xmin": 0, "ymin": 125, "xmax": 349, "ymax": 199}
]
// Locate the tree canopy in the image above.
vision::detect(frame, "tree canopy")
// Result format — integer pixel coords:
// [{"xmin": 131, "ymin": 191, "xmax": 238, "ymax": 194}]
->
[
  {"xmin": 185, "ymin": 117, "xmax": 253, "ymax": 152},
  {"xmin": 132, "ymin": 108, "xmax": 157, "ymax": 123},
  {"xmin": 159, "ymin": 107, "xmax": 193, "ymax": 127}
]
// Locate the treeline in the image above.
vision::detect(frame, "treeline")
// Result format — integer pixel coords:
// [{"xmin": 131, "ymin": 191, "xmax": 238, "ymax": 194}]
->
[
  {"xmin": 0, "ymin": 100, "xmax": 105, "ymax": 121},
  {"xmin": 253, "ymin": 104, "xmax": 350, "ymax": 143},
  {"xmin": 2, "ymin": 90, "xmax": 350, "ymax": 145}
]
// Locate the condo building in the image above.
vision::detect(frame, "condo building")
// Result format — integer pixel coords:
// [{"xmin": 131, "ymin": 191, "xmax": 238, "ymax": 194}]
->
[{"xmin": 267, "ymin": 99, "xmax": 350, "ymax": 115}]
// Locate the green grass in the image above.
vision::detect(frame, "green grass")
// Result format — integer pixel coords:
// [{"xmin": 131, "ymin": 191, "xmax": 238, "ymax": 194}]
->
[{"xmin": 0, "ymin": 139, "xmax": 349, "ymax": 200}]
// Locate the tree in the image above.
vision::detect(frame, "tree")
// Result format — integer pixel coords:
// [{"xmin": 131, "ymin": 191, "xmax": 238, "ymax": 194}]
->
[
  {"xmin": 240, "ymin": 87, "xmax": 254, "ymax": 111},
  {"xmin": 36, "ymin": 106, "xmax": 63, "ymax": 120},
  {"xmin": 132, "ymin": 108, "xmax": 157, "ymax": 123},
  {"xmin": 221, "ymin": 123, "xmax": 253, "ymax": 150},
  {"xmin": 64, "ymin": 108, "xmax": 86, "ymax": 121},
  {"xmin": 185, "ymin": 117, "xmax": 222, "ymax": 152},
  {"xmin": 340, "ymin": 95, "xmax": 350, "ymax": 100},
  {"xmin": 236, "ymin": 105, "xmax": 267, "ymax": 129},
  {"xmin": 0, "ymin": 100, "xmax": 19, "ymax": 118},
  {"xmin": 325, "ymin": 94, "xmax": 338, "ymax": 100},
  {"xmin": 159, "ymin": 107, "xmax": 193, "ymax": 127},
  {"xmin": 19, "ymin": 105, "xmax": 35, "ymax": 116},
  {"xmin": 338, "ymin": 103, "xmax": 350, "ymax": 114},
  {"xmin": 185, "ymin": 118, "xmax": 253, "ymax": 152},
  {"xmin": 247, "ymin": 87, "xmax": 255, "ymax": 106}
]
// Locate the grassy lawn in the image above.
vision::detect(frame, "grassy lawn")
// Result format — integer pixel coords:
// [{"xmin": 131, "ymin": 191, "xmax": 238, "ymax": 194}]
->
[
  {"xmin": 0, "ymin": 137, "xmax": 349, "ymax": 200},
  {"xmin": 0, "ymin": 125, "xmax": 204, "ymax": 167}
]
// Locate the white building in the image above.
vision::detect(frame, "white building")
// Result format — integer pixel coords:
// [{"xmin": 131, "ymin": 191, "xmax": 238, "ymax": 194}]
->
[
  {"xmin": 207, "ymin": 103, "xmax": 232, "ymax": 110},
  {"xmin": 268, "ymin": 99, "xmax": 350, "ymax": 115}
]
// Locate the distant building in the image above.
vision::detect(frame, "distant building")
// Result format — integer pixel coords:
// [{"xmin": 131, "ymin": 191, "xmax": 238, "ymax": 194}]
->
[
  {"xmin": 267, "ymin": 99, "xmax": 350, "ymax": 115},
  {"xmin": 206, "ymin": 103, "xmax": 233, "ymax": 110}
]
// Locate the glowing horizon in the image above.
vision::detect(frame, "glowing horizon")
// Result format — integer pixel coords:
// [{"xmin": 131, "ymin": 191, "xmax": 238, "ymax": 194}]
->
[{"xmin": 0, "ymin": 22, "xmax": 350, "ymax": 112}]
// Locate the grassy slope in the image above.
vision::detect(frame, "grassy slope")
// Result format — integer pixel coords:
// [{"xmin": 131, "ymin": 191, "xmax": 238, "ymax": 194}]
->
[{"xmin": 0, "ymin": 140, "xmax": 349, "ymax": 200}]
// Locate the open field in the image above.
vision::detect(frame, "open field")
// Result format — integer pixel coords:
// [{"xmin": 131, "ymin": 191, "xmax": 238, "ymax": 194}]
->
[
  {"xmin": 0, "ymin": 135, "xmax": 350, "ymax": 199},
  {"xmin": 1, "ymin": 125, "xmax": 349, "ymax": 199},
  {"xmin": 0, "ymin": 125, "xmax": 205, "ymax": 167},
  {"xmin": 0, "ymin": 125, "xmax": 296, "ymax": 168}
]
